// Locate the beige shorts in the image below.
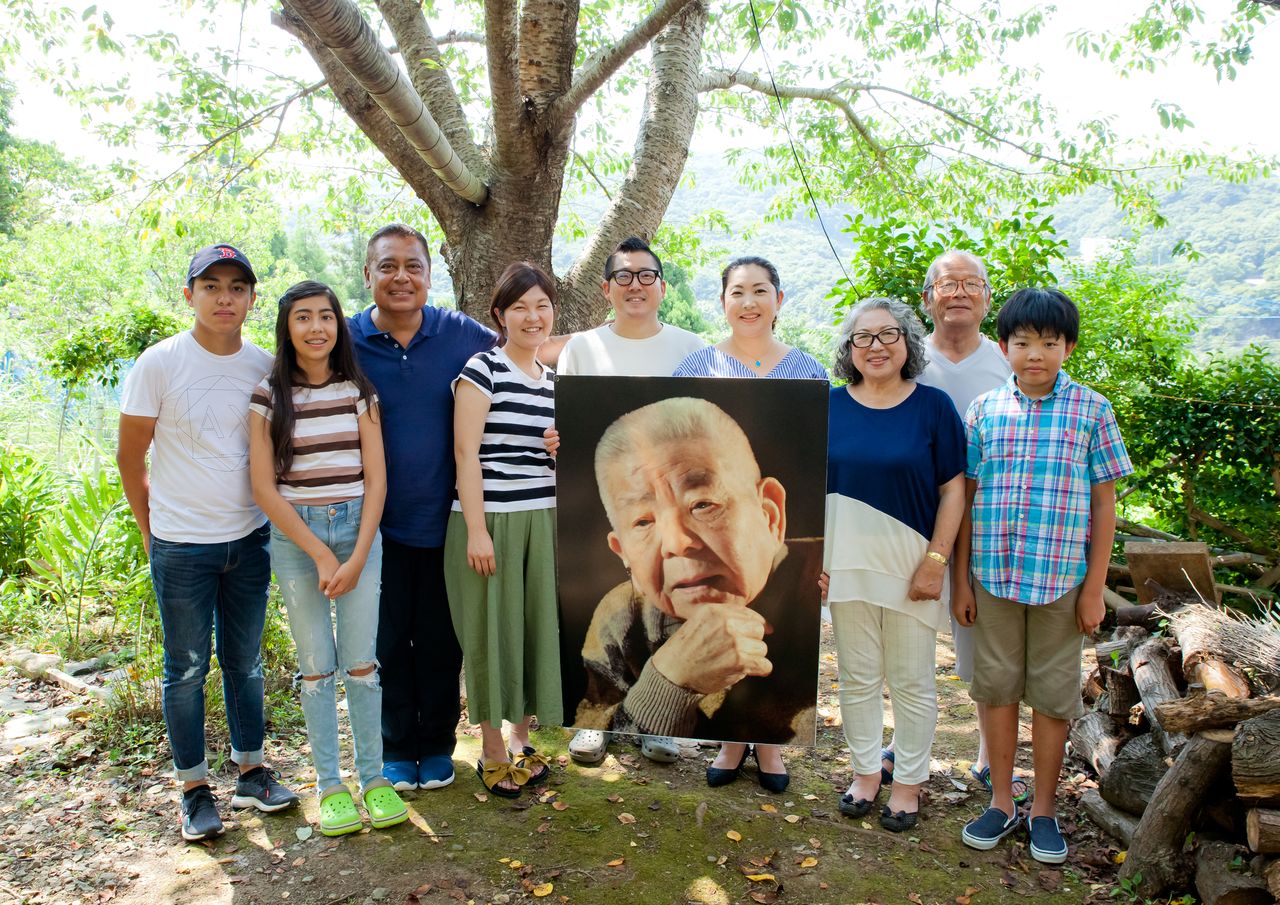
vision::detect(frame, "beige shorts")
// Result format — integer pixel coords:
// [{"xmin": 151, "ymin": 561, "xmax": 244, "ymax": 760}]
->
[{"xmin": 968, "ymin": 580, "xmax": 1085, "ymax": 720}]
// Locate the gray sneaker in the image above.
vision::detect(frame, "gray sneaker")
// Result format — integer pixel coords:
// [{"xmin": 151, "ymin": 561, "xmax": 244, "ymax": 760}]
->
[
  {"xmin": 230, "ymin": 767, "xmax": 300, "ymax": 813},
  {"xmin": 181, "ymin": 785, "xmax": 224, "ymax": 841}
]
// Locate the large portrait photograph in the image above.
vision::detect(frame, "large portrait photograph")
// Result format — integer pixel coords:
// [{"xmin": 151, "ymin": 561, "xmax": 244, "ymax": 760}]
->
[{"xmin": 555, "ymin": 376, "xmax": 829, "ymax": 747}]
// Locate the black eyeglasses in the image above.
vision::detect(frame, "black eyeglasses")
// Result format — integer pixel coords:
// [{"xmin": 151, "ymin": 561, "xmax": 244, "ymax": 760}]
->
[
  {"xmin": 926, "ymin": 278, "xmax": 987, "ymax": 296},
  {"xmin": 849, "ymin": 327, "xmax": 905, "ymax": 348},
  {"xmin": 608, "ymin": 269, "xmax": 661, "ymax": 286}
]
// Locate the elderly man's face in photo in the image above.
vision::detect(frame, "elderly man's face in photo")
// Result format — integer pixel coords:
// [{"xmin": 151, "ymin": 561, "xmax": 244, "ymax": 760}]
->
[{"xmin": 601, "ymin": 433, "xmax": 786, "ymax": 621}]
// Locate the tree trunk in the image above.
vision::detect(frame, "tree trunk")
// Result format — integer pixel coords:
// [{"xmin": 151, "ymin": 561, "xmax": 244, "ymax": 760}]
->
[
  {"xmin": 1234, "ymin": 712, "xmax": 1280, "ymax": 804},
  {"xmin": 1265, "ymin": 858, "xmax": 1280, "ymax": 898},
  {"xmin": 1080, "ymin": 788, "xmax": 1139, "ymax": 846},
  {"xmin": 1246, "ymin": 809, "xmax": 1280, "ymax": 854},
  {"xmin": 1156, "ymin": 692, "xmax": 1280, "ymax": 735},
  {"xmin": 1195, "ymin": 840, "xmax": 1273, "ymax": 905},
  {"xmin": 1119, "ymin": 734, "xmax": 1233, "ymax": 899},
  {"xmin": 1131, "ymin": 638, "xmax": 1190, "ymax": 755},
  {"xmin": 1100, "ymin": 733, "xmax": 1169, "ymax": 816},
  {"xmin": 1071, "ymin": 710, "xmax": 1132, "ymax": 777}
]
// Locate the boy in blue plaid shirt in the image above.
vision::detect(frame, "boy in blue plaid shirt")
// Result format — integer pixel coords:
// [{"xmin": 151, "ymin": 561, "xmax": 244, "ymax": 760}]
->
[{"xmin": 951, "ymin": 287, "xmax": 1132, "ymax": 864}]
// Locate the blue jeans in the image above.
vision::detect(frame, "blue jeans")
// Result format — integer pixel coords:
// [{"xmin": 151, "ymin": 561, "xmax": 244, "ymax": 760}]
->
[
  {"xmin": 271, "ymin": 498, "xmax": 384, "ymax": 791},
  {"xmin": 151, "ymin": 524, "xmax": 272, "ymax": 782}
]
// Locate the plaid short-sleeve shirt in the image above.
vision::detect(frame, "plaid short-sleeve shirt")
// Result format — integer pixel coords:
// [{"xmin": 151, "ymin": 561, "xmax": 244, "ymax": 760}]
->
[{"xmin": 965, "ymin": 370, "xmax": 1133, "ymax": 606}]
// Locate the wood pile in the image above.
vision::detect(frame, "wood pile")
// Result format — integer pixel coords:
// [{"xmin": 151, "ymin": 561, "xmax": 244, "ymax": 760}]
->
[{"xmin": 1070, "ymin": 543, "xmax": 1280, "ymax": 903}]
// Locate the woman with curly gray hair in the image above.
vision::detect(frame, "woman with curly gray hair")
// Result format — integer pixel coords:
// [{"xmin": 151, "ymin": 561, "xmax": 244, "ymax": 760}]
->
[{"xmin": 821, "ymin": 297, "xmax": 967, "ymax": 832}]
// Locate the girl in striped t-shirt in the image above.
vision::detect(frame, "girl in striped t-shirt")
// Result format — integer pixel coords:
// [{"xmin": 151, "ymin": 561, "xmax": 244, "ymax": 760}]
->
[
  {"xmin": 445, "ymin": 262, "xmax": 562, "ymax": 799},
  {"xmin": 248, "ymin": 280, "xmax": 407, "ymax": 836}
]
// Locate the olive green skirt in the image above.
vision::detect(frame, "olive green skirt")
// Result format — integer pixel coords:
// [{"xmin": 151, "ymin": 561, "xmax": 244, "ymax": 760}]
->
[{"xmin": 443, "ymin": 507, "xmax": 563, "ymax": 727}]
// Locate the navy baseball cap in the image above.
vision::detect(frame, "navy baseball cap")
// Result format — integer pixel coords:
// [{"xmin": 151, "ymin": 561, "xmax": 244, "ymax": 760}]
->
[{"xmin": 187, "ymin": 244, "xmax": 257, "ymax": 285}]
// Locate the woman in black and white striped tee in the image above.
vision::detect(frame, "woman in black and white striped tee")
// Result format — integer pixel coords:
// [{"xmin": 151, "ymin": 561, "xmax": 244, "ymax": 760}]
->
[{"xmin": 444, "ymin": 262, "xmax": 562, "ymax": 799}]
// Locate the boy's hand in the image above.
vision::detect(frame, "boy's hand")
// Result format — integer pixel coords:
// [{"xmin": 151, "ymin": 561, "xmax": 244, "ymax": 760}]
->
[
  {"xmin": 543, "ymin": 426, "xmax": 560, "ymax": 459},
  {"xmin": 952, "ymin": 581, "xmax": 976, "ymax": 627},
  {"xmin": 326, "ymin": 556, "xmax": 365, "ymax": 599},
  {"xmin": 908, "ymin": 556, "xmax": 946, "ymax": 601},
  {"xmin": 1076, "ymin": 589, "xmax": 1105, "ymax": 636},
  {"xmin": 817, "ymin": 570, "xmax": 829, "ymax": 602}
]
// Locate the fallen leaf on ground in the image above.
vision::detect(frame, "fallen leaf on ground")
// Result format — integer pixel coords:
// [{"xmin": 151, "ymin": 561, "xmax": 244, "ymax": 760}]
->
[
  {"xmin": 760, "ymin": 804, "xmax": 777, "ymax": 813},
  {"xmin": 909, "ymin": 894, "xmax": 924, "ymax": 905},
  {"xmin": 606, "ymin": 858, "xmax": 625, "ymax": 867},
  {"xmin": 508, "ymin": 860, "xmax": 523, "ymax": 869},
  {"xmin": 803, "ymin": 794, "xmax": 818, "ymax": 800},
  {"xmin": 1037, "ymin": 870, "xmax": 1062, "ymax": 892},
  {"xmin": 617, "ymin": 812, "xmax": 636, "ymax": 824},
  {"xmin": 799, "ymin": 857, "xmax": 818, "ymax": 868},
  {"xmin": 532, "ymin": 882, "xmax": 554, "ymax": 897},
  {"xmin": 726, "ymin": 830, "xmax": 742, "ymax": 842},
  {"xmin": 745, "ymin": 873, "xmax": 776, "ymax": 882},
  {"xmin": 499, "ymin": 857, "xmax": 511, "ymax": 863},
  {"xmin": 606, "ymin": 794, "xmax": 624, "ymax": 803},
  {"xmin": 783, "ymin": 815, "xmax": 801, "ymax": 824},
  {"xmin": 295, "ymin": 826, "xmax": 312, "ymax": 842},
  {"xmin": 552, "ymin": 800, "xmax": 568, "ymax": 811}
]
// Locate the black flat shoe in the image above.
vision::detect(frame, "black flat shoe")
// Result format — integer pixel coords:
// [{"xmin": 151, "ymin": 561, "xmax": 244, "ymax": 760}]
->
[
  {"xmin": 706, "ymin": 745, "xmax": 751, "ymax": 788},
  {"xmin": 879, "ymin": 803, "xmax": 919, "ymax": 832},
  {"xmin": 838, "ymin": 785, "xmax": 880, "ymax": 818},
  {"xmin": 751, "ymin": 748, "xmax": 789, "ymax": 794}
]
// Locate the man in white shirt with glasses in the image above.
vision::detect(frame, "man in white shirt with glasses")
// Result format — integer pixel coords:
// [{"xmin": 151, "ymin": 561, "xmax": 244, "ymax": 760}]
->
[{"xmin": 558, "ymin": 236, "xmax": 705, "ymax": 765}]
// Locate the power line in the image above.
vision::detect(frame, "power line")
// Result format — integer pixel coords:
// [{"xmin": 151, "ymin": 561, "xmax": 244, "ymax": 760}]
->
[{"xmin": 745, "ymin": 0, "xmax": 850, "ymax": 285}]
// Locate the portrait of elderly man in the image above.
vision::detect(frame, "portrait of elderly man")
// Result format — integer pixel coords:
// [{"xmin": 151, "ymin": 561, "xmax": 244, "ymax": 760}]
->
[{"xmin": 571, "ymin": 395, "xmax": 822, "ymax": 746}]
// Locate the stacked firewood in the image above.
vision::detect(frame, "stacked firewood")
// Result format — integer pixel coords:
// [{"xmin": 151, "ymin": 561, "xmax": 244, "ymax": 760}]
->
[{"xmin": 1071, "ymin": 589, "xmax": 1280, "ymax": 904}]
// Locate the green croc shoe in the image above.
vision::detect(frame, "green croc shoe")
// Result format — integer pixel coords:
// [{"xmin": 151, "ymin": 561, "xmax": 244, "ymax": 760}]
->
[
  {"xmin": 318, "ymin": 787, "xmax": 362, "ymax": 837},
  {"xmin": 364, "ymin": 784, "xmax": 408, "ymax": 829}
]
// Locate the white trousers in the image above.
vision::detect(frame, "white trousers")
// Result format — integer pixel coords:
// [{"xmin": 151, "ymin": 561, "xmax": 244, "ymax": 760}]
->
[{"xmin": 830, "ymin": 600, "xmax": 938, "ymax": 786}]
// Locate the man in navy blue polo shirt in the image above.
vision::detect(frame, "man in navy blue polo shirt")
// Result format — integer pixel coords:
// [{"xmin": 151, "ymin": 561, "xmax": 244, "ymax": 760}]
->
[{"xmin": 349, "ymin": 223, "xmax": 496, "ymax": 791}]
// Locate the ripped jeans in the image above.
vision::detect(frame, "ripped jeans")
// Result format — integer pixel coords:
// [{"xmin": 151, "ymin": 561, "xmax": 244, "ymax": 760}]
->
[{"xmin": 271, "ymin": 498, "xmax": 384, "ymax": 792}]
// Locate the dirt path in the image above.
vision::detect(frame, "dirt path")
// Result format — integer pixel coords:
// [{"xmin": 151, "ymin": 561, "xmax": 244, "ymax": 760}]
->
[{"xmin": 0, "ymin": 626, "xmax": 1121, "ymax": 905}]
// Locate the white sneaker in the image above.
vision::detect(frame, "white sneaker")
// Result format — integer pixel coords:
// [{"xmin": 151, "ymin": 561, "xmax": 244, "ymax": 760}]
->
[{"xmin": 568, "ymin": 729, "xmax": 609, "ymax": 764}]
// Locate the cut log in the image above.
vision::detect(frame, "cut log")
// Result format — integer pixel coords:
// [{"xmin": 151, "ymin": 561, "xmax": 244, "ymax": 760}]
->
[
  {"xmin": 1105, "ymin": 587, "xmax": 1137, "ymax": 612},
  {"xmin": 1191, "ymin": 660, "xmax": 1254, "ymax": 700},
  {"xmin": 1080, "ymin": 788, "xmax": 1139, "ymax": 846},
  {"xmin": 1101, "ymin": 733, "xmax": 1169, "ymax": 816},
  {"xmin": 1071, "ymin": 711, "xmax": 1133, "ymax": 777},
  {"xmin": 1194, "ymin": 840, "xmax": 1272, "ymax": 905},
  {"xmin": 1084, "ymin": 666, "xmax": 1105, "ymax": 704},
  {"xmin": 1095, "ymin": 626, "xmax": 1150, "ymax": 671},
  {"xmin": 1104, "ymin": 665, "xmax": 1141, "ymax": 717},
  {"xmin": 1247, "ymin": 809, "xmax": 1280, "ymax": 854},
  {"xmin": 1156, "ymin": 693, "xmax": 1280, "ymax": 735},
  {"xmin": 1120, "ymin": 734, "xmax": 1234, "ymax": 898},
  {"xmin": 1132, "ymin": 638, "xmax": 1191, "ymax": 755},
  {"xmin": 1265, "ymin": 859, "xmax": 1280, "ymax": 898},
  {"xmin": 1234, "ymin": 712, "xmax": 1280, "ymax": 804}
]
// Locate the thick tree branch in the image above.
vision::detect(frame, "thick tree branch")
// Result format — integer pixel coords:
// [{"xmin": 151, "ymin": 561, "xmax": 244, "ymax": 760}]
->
[
  {"xmin": 517, "ymin": 0, "xmax": 580, "ymax": 112},
  {"xmin": 551, "ymin": 0, "xmax": 700, "ymax": 125},
  {"xmin": 699, "ymin": 67, "xmax": 886, "ymax": 163},
  {"xmin": 273, "ymin": 7, "xmax": 467, "ymax": 229},
  {"xmin": 560, "ymin": 0, "xmax": 708, "ymax": 324},
  {"xmin": 485, "ymin": 0, "xmax": 523, "ymax": 165},
  {"xmin": 376, "ymin": 0, "xmax": 487, "ymax": 186},
  {"xmin": 281, "ymin": 0, "xmax": 487, "ymax": 204}
]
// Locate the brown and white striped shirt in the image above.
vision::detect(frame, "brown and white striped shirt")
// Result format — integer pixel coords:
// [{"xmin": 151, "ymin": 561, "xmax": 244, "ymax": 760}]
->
[{"xmin": 249, "ymin": 377, "xmax": 375, "ymax": 504}]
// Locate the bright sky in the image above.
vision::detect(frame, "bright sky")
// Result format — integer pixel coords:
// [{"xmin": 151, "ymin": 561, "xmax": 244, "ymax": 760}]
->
[{"xmin": 7, "ymin": 1, "xmax": 1277, "ymax": 171}]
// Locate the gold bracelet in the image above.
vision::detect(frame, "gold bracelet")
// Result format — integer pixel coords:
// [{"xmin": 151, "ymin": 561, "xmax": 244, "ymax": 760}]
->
[{"xmin": 926, "ymin": 551, "xmax": 948, "ymax": 566}]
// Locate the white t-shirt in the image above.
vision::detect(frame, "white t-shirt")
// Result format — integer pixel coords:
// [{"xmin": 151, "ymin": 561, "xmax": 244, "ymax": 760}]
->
[
  {"xmin": 918, "ymin": 335, "xmax": 1011, "ymax": 416},
  {"xmin": 119, "ymin": 331, "xmax": 273, "ymax": 543},
  {"xmin": 558, "ymin": 322, "xmax": 706, "ymax": 376}
]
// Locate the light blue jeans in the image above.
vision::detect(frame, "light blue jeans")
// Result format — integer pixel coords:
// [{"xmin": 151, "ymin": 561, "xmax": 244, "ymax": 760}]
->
[{"xmin": 270, "ymin": 498, "xmax": 384, "ymax": 792}]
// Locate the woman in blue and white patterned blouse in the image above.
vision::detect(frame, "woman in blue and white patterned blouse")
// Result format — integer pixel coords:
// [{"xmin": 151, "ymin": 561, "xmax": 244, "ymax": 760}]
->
[{"xmin": 674, "ymin": 255, "xmax": 829, "ymax": 792}]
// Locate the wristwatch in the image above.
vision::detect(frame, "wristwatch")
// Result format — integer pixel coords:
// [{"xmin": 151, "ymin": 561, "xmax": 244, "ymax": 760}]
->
[{"xmin": 926, "ymin": 551, "xmax": 948, "ymax": 566}]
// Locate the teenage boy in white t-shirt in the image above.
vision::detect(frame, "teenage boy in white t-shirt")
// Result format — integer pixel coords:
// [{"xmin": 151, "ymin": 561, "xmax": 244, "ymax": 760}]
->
[
  {"xmin": 117, "ymin": 245, "xmax": 298, "ymax": 842},
  {"xmin": 556, "ymin": 237, "xmax": 706, "ymax": 765}
]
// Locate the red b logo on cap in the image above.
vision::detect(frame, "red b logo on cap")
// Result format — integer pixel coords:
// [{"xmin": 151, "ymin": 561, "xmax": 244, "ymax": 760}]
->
[{"xmin": 218, "ymin": 247, "xmax": 237, "ymax": 259}]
